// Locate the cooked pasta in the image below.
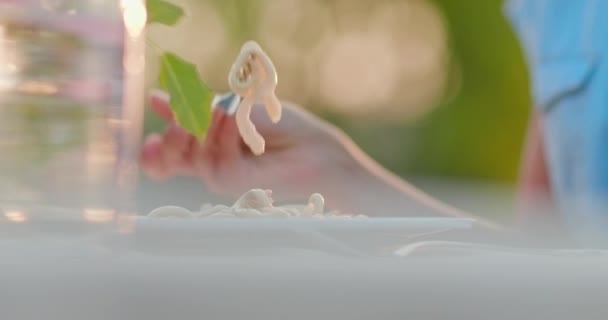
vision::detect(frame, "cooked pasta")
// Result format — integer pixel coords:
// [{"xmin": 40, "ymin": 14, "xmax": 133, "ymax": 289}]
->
[
  {"xmin": 228, "ymin": 41, "xmax": 281, "ymax": 155},
  {"xmin": 147, "ymin": 189, "xmax": 367, "ymax": 219}
]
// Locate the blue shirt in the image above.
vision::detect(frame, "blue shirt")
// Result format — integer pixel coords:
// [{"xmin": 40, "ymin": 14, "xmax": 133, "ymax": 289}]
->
[{"xmin": 505, "ymin": 0, "xmax": 608, "ymax": 242}]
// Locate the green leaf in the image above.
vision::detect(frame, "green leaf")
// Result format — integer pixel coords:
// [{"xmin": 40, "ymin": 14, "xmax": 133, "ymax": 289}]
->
[
  {"xmin": 159, "ymin": 52, "xmax": 214, "ymax": 139},
  {"xmin": 147, "ymin": 0, "xmax": 184, "ymax": 26}
]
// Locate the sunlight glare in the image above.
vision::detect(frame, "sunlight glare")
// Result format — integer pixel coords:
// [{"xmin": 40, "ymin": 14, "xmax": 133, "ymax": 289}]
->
[
  {"xmin": 4, "ymin": 210, "xmax": 28, "ymax": 223},
  {"xmin": 84, "ymin": 208, "xmax": 116, "ymax": 223},
  {"xmin": 121, "ymin": 0, "xmax": 147, "ymax": 38}
]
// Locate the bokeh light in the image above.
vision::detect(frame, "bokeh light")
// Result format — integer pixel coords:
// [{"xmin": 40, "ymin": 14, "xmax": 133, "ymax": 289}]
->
[
  {"xmin": 4, "ymin": 210, "xmax": 28, "ymax": 223},
  {"xmin": 318, "ymin": 31, "xmax": 400, "ymax": 113},
  {"xmin": 84, "ymin": 208, "xmax": 115, "ymax": 223},
  {"xmin": 373, "ymin": 0, "xmax": 450, "ymax": 121},
  {"xmin": 121, "ymin": 0, "xmax": 147, "ymax": 38},
  {"xmin": 257, "ymin": 0, "xmax": 331, "ymax": 104}
]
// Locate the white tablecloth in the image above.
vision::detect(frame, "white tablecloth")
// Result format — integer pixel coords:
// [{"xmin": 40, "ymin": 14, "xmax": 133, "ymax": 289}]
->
[{"xmin": 1, "ymin": 220, "xmax": 607, "ymax": 320}]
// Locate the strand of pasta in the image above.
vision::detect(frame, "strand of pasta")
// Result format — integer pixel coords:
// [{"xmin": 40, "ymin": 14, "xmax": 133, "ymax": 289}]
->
[
  {"xmin": 228, "ymin": 41, "xmax": 281, "ymax": 155},
  {"xmin": 148, "ymin": 189, "xmax": 367, "ymax": 219}
]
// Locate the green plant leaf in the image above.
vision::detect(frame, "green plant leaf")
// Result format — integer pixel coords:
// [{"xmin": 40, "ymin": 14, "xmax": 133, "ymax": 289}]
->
[
  {"xmin": 159, "ymin": 52, "xmax": 213, "ymax": 140},
  {"xmin": 147, "ymin": 0, "xmax": 184, "ymax": 26}
]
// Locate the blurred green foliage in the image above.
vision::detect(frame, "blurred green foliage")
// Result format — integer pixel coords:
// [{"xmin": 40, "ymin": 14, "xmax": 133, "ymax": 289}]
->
[
  {"xmin": 325, "ymin": 0, "xmax": 531, "ymax": 183},
  {"xmin": 147, "ymin": 0, "xmax": 185, "ymax": 26}
]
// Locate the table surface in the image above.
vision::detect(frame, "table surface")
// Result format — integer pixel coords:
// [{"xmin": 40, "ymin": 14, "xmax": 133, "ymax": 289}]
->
[{"xmin": 1, "ymin": 217, "xmax": 608, "ymax": 320}]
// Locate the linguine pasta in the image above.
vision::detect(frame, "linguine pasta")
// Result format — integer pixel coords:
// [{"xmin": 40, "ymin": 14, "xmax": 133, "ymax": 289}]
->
[
  {"xmin": 228, "ymin": 41, "xmax": 281, "ymax": 155},
  {"xmin": 147, "ymin": 189, "xmax": 366, "ymax": 219}
]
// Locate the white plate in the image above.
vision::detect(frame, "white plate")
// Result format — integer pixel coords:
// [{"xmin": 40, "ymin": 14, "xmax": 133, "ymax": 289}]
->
[{"xmin": 108, "ymin": 217, "xmax": 477, "ymax": 257}]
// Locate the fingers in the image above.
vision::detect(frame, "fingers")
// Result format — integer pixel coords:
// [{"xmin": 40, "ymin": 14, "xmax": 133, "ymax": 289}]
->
[
  {"xmin": 143, "ymin": 89, "xmax": 246, "ymax": 182},
  {"xmin": 140, "ymin": 124, "xmax": 197, "ymax": 180},
  {"xmin": 217, "ymin": 111, "xmax": 243, "ymax": 159},
  {"xmin": 195, "ymin": 111, "xmax": 221, "ymax": 178},
  {"xmin": 196, "ymin": 109, "xmax": 243, "ymax": 175},
  {"xmin": 203, "ymin": 110, "xmax": 227, "ymax": 152},
  {"xmin": 140, "ymin": 133, "xmax": 170, "ymax": 180},
  {"xmin": 149, "ymin": 89, "xmax": 311, "ymax": 141},
  {"xmin": 162, "ymin": 123, "xmax": 195, "ymax": 173},
  {"xmin": 150, "ymin": 89, "xmax": 174, "ymax": 122},
  {"xmin": 150, "ymin": 87, "xmax": 298, "ymax": 146},
  {"xmin": 246, "ymin": 102, "xmax": 305, "ymax": 150}
]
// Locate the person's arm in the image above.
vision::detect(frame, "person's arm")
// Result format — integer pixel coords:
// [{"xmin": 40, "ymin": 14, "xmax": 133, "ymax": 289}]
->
[
  {"xmin": 327, "ymin": 131, "xmax": 495, "ymax": 222},
  {"xmin": 516, "ymin": 111, "xmax": 552, "ymax": 221}
]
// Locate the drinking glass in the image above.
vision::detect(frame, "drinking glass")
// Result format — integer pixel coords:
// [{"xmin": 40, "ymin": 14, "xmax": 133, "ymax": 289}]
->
[{"xmin": 0, "ymin": 0, "xmax": 146, "ymax": 228}]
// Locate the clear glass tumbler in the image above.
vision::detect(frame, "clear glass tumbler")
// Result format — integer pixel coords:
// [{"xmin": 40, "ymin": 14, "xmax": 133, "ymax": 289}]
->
[{"xmin": 0, "ymin": 0, "xmax": 146, "ymax": 227}]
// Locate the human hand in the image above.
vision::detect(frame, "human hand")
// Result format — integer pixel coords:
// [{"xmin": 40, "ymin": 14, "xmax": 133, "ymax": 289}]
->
[
  {"xmin": 140, "ymin": 90, "xmax": 361, "ymax": 205},
  {"xmin": 140, "ymin": 90, "xmax": 495, "ymax": 225}
]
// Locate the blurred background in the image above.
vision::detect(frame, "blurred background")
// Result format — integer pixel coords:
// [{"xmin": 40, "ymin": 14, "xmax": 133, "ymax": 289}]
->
[{"xmin": 142, "ymin": 0, "xmax": 531, "ymax": 222}]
